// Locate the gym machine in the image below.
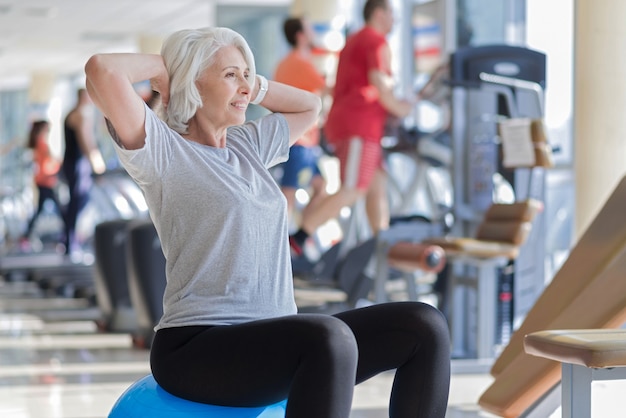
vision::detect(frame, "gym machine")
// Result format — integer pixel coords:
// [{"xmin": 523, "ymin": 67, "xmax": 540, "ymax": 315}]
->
[{"xmin": 446, "ymin": 45, "xmax": 548, "ymax": 359}]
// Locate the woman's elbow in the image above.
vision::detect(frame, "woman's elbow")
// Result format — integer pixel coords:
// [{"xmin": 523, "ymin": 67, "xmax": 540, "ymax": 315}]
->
[
  {"xmin": 306, "ymin": 95, "xmax": 323, "ymax": 127},
  {"xmin": 84, "ymin": 54, "xmax": 103, "ymax": 80},
  {"xmin": 310, "ymin": 94, "xmax": 323, "ymax": 117},
  {"xmin": 84, "ymin": 54, "xmax": 117, "ymax": 87}
]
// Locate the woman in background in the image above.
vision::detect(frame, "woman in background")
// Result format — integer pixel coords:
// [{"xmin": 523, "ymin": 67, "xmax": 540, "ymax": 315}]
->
[{"xmin": 21, "ymin": 120, "xmax": 65, "ymax": 249}]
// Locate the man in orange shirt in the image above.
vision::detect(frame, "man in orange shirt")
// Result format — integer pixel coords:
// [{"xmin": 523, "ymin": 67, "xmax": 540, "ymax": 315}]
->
[{"xmin": 274, "ymin": 17, "xmax": 328, "ymax": 232}]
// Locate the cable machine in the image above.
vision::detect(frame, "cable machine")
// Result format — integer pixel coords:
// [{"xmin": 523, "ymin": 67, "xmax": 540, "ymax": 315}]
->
[{"xmin": 447, "ymin": 44, "xmax": 548, "ymax": 358}]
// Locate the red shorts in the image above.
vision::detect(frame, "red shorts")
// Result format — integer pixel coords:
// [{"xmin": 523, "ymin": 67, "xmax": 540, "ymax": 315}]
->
[{"xmin": 330, "ymin": 137, "xmax": 383, "ymax": 191}]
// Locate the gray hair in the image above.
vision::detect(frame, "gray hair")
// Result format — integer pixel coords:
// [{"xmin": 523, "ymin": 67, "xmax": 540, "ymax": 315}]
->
[{"xmin": 160, "ymin": 27, "xmax": 256, "ymax": 134}]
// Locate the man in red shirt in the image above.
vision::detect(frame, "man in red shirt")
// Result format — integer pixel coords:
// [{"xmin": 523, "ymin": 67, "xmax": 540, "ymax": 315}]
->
[
  {"xmin": 274, "ymin": 17, "xmax": 329, "ymax": 228},
  {"xmin": 290, "ymin": 0, "xmax": 413, "ymax": 255}
]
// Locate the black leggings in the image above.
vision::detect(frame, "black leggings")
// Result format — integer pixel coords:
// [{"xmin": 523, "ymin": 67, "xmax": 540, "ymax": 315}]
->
[{"xmin": 150, "ymin": 301, "xmax": 450, "ymax": 418}]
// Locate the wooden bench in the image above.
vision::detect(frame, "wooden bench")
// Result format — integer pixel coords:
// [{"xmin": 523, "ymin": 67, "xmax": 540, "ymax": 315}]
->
[
  {"xmin": 477, "ymin": 175, "xmax": 626, "ymax": 417},
  {"xmin": 525, "ymin": 329, "xmax": 626, "ymax": 418}
]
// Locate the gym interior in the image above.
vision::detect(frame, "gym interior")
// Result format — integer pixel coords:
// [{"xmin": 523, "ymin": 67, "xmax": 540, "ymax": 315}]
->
[{"xmin": 0, "ymin": 0, "xmax": 625, "ymax": 417}]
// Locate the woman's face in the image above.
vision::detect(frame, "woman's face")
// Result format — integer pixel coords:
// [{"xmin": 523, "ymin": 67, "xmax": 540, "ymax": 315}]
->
[
  {"xmin": 38, "ymin": 124, "xmax": 50, "ymax": 140},
  {"xmin": 195, "ymin": 45, "xmax": 251, "ymax": 128}
]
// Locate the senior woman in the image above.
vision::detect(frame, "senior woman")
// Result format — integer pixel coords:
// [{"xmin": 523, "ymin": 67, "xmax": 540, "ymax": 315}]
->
[{"xmin": 84, "ymin": 27, "xmax": 450, "ymax": 418}]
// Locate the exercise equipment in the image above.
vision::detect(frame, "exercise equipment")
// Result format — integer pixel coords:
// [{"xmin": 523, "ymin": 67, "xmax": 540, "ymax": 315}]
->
[
  {"xmin": 295, "ymin": 229, "xmax": 446, "ymax": 313},
  {"xmin": 93, "ymin": 218, "xmax": 138, "ymax": 332},
  {"xmin": 126, "ymin": 219, "xmax": 166, "ymax": 347},
  {"xmin": 372, "ymin": 221, "xmax": 447, "ymax": 304},
  {"xmin": 478, "ymin": 175, "xmax": 626, "ymax": 417},
  {"xmin": 443, "ymin": 44, "xmax": 549, "ymax": 359},
  {"xmin": 524, "ymin": 329, "xmax": 626, "ymax": 418},
  {"xmin": 295, "ymin": 237, "xmax": 378, "ymax": 313},
  {"xmin": 91, "ymin": 169, "xmax": 149, "ymax": 221},
  {"xmin": 386, "ymin": 241, "xmax": 446, "ymax": 272},
  {"xmin": 424, "ymin": 199, "xmax": 542, "ymax": 359},
  {"xmin": 109, "ymin": 374, "xmax": 286, "ymax": 418},
  {"xmin": 384, "ymin": 126, "xmax": 453, "ymax": 230}
]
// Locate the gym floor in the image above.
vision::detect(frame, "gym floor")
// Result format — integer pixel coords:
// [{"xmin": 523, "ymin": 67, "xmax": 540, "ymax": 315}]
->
[{"xmin": 0, "ymin": 266, "xmax": 623, "ymax": 417}]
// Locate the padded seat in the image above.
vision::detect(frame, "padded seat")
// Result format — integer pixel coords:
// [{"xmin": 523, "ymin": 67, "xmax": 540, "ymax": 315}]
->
[
  {"xmin": 524, "ymin": 329, "xmax": 626, "ymax": 418},
  {"xmin": 386, "ymin": 241, "xmax": 446, "ymax": 273},
  {"xmin": 423, "ymin": 199, "xmax": 542, "ymax": 259},
  {"xmin": 525, "ymin": 329, "xmax": 626, "ymax": 368},
  {"xmin": 422, "ymin": 199, "xmax": 542, "ymax": 359},
  {"xmin": 372, "ymin": 221, "xmax": 447, "ymax": 305}
]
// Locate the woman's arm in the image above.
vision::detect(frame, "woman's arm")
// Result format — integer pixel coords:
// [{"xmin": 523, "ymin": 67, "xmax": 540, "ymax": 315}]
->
[
  {"xmin": 84, "ymin": 53, "xmax": 170, "ymax": 150},
  {"xmin": 254, "ymin": 78, "xmax": 322, "ymax": 147}
]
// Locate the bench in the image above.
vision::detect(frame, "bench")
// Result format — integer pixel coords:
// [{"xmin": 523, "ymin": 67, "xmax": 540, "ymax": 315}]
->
[
  {"xmin": 478, "ymin": 175, "xmax": 626, "ymax": 417},
  {"xmin": 524, "ymin": 329, "xmax": 626, "ymax": 418}
]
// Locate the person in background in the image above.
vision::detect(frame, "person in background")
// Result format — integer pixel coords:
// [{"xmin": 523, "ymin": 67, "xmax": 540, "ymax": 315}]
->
[
  {"xmin": 21, "ymin": 120, "xmax": 64, "ymax": 249},
  {"xmin": 85, "ymin": 25, "xmax": 450, "ymax": 418},
  {"xmin": 61, "ymin": 88, "xmax": 105, "ymax": 256},
  {"xmin": 274, "ymin": 16, "xmax": 329, "ymax": 232},
  {"xmin": 289, "ymin": 0, "xmax": 415, "ymax": 255}
]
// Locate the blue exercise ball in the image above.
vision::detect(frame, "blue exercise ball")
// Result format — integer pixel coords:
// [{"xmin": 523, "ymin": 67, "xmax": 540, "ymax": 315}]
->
[{"xmin": 109, "ymin": 374, "xmax": 287, "ymax": 417}]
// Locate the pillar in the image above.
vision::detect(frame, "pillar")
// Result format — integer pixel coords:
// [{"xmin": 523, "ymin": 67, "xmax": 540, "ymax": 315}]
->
[
  {"xmin": 289, "ymin": 0, "xmax": 348, "ymax": 84},
  {"xmin": 28, "ymin": 71, "xmax": 56, "ymax": 115},
  {"xmin": 135, "ymin": 35, "xmax": 165, "ymax": 102},
  {"xmin": 28, "ymin": 71, "xmax": 64, "ymax": 157},
  {"xmin": 138, "ymin": 34, "xmax": 163, "ymax": 55},
  {"xmin": 574, "ymin": 0, "xmax": 626, "ymax": 237}
]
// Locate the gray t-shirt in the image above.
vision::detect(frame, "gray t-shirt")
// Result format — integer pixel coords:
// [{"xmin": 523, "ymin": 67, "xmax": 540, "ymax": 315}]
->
[{"xmin": 113, "ymin": 104, "xmax": 297, "ymax": 329}]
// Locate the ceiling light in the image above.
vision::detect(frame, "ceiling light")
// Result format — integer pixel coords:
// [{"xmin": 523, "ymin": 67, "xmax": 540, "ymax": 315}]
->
[
  {"xmin": 81, "ymin": 32, "xmax": 130, "ymax": 42},
  {"xmin": 22, "ymin": 6, "xmax": 57, "ymax": 19}
]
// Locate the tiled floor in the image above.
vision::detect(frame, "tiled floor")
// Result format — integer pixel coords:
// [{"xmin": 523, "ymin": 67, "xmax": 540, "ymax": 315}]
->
[{"xmin": 0, "ymin": 252, "xmax": 622, "ymax": 418}]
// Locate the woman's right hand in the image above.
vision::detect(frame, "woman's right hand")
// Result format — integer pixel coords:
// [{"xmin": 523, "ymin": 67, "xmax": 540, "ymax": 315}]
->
[{"xmin": 150, "ymin": 59, "xmax": 170, "ymax": 110}]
